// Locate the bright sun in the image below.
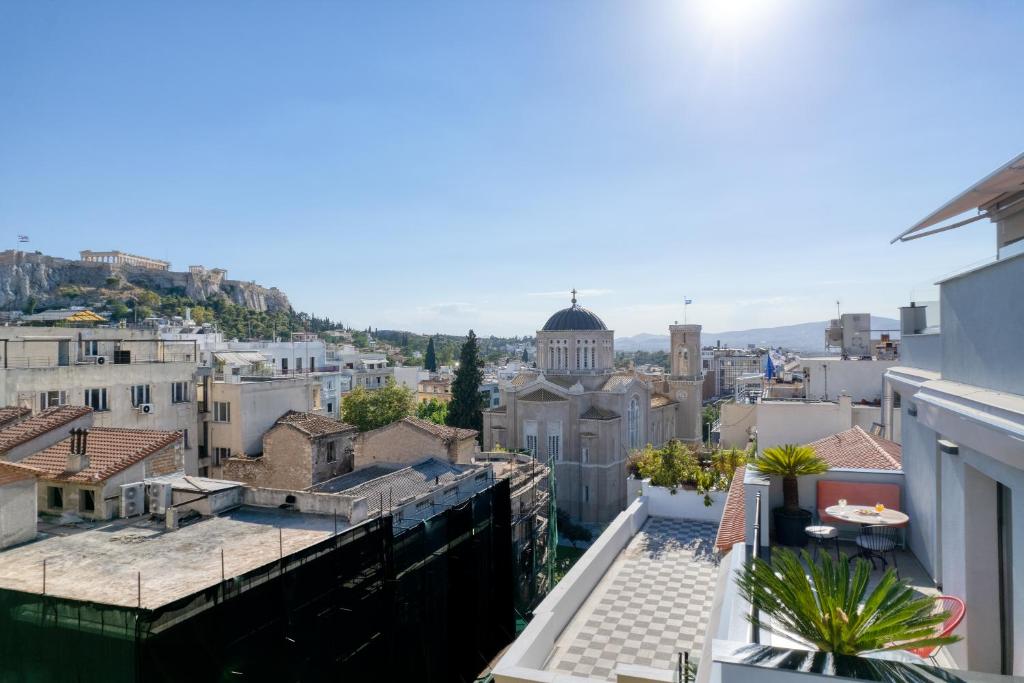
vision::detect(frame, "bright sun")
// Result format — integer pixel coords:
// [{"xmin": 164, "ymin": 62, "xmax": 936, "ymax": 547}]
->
[{"xmin": 694, "ymin": 0, "xmax": 780, "ymax": 38}]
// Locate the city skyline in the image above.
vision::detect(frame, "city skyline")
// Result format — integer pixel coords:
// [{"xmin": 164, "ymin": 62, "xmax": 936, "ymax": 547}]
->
[{"xmin": 3, "ymin": 1, "xmax": 1022, "ymax": 335}]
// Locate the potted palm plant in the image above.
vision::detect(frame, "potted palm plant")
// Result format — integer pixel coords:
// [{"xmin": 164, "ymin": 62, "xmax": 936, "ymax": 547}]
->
[
  {"xmin": 751, "ymin": 444, "xmax": 828, "ymax": 546},
  {"xmin": 737, "ymin": 548, "xmax": 959, "ymax": 655}
]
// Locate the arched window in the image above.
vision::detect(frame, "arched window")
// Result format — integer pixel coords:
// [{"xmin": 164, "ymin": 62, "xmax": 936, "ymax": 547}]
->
[
  {"xmin": 628, "ymin": 396, "xmax": 640, "ymax": 449},
  {"xmin": 591, "ymin": 347, "xmax": 596, "ymax": 368}
]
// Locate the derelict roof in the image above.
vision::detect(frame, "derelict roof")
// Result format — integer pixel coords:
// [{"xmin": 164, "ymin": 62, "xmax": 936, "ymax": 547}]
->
[{"xmin": 893, "ymin": 152, "xmax": 1024, "ymax": 243}]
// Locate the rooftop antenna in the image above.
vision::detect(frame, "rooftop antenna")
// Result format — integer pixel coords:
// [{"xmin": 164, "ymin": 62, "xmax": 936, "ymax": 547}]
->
[{"xmin": 836, "ymin": 300, "xmax": 841, "ymax": 318}]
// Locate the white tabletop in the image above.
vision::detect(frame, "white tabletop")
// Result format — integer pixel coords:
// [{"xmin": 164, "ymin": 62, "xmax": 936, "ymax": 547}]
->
[{"xmin": 825, "ymin": 504, "xmax": 909, "ymax": 526}]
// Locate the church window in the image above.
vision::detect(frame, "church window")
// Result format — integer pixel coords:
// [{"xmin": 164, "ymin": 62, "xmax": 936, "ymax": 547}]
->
[
  {"xmin": 547, "ymin": 421, "xmax": 562, "ymax": 461},
  {"xmin": 628, "ymin": 396, "xmax": 640, "ymax": 449},
  {"xmin": 591, "ymin": 347, "xmax": 596, "ymax": 368},
  {"xmin": 582, "ymin": 446, "xmax": 589, "ymax": 463},
  {"xmin": 576, "ymin": 347, "xmax": 581, "ymax": 368},
  {"xmin": 585, "ymin": 486, "xmax": 590, "ymax": 503},
  {"xmin": 524, "ymin": 420, "xmax": 538, "ymax": 458}
]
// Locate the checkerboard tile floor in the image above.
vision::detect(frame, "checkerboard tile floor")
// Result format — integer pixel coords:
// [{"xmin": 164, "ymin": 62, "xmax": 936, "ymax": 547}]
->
[{"xmin": 544, "ymin": 517, "xmax": 719, "ymax": 681}]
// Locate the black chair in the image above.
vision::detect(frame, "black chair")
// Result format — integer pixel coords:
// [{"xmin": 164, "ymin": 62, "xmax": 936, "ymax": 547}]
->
[
  {"xmin": 804, "ymin": 525, "xmax": 840, "ymax": 562},
  {"xmin": 855, "ymin": 525, "xmax": 899, "ymax": 576}
]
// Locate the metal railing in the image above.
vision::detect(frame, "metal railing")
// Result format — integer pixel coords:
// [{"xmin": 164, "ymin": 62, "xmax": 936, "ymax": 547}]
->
[{"xmin": 748, "ymin": 490, "xmax": 762, "ymax": 645}]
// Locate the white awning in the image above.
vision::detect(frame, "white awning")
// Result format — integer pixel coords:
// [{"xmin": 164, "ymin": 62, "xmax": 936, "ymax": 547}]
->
[
  {"xmin": 214, "ymin": 351, "xmax": 270, "ymax": 366},
  {"xmin": 893, "ymin": 152, "xmax": 1024, "ymax": 243}
]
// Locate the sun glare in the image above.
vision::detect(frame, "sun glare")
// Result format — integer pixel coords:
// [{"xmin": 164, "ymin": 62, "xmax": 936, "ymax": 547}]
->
[{"xmin": 693, "ymin": 0, "xmax": 780, "ymax": 38}]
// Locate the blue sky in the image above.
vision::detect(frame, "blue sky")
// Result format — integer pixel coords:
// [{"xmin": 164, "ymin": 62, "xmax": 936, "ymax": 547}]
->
[{"xmin": 2, "ymin": 1, "xmax": 1022, "ymax": 337}]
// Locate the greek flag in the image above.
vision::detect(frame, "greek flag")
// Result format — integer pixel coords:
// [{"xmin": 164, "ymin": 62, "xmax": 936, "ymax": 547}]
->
[
  {"xmin": 684, "ymin": 298, "xmax": 692, "ymax": 305},
  {"xmin": 17, "ymin": 235, "xmax": 28, "ymax": 243}
]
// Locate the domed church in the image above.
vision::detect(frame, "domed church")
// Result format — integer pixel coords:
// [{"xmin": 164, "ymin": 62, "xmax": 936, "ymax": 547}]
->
[{"xmin": 483, "ymin": 291, "xmax": 704, "ymax": 523}]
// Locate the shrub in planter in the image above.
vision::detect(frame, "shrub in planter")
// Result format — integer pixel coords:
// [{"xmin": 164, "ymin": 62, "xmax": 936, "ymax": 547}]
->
[
  {"xmin": 629, "ymin": 442, "xmax": 748, "ymax": 506},
  {"xmin": 751, "ymin": 444, "xmax": 829, "ymax": 546}
]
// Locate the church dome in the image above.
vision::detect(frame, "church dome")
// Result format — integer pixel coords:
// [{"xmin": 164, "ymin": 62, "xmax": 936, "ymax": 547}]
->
[{"xmin": 542, "ymin": 291, "xmax": 608, "ymax": 331}]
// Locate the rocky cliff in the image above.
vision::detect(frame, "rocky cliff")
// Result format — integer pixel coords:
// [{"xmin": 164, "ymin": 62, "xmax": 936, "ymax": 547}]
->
[{"xmin": 0, "ymin": 250, "xmax": 291, "ymax": 313}]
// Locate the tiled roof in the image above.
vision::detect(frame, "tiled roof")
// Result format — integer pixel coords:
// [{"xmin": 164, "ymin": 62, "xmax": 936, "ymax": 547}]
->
[
  {"xmin": 510, "ymin": 373, "xmax": 536, "ymax": 387},
  {"xmin": 0, "ymin": 406, "xmax": 92, "ymax": 455},
  {"xmin": 715, "ymin": 466, "xmax": 747, "ymax": 553},
  {"xmin": 402, "ymin": 416, "xmax": 478, "ymax": 442},
  {"xmin": 275, "ymin": 411, "xmax": 356, "ymax": 438},
  {"xmin": 20, "ymin": 427, "xmax": 182, "ymax": 483},
  {"xmin": 807, "ymin": 426, "xmax": 901, "ymax": 470},
  {"xmin": 0, "ymin": 406, "xmax": 31, "ymax": 430},
  {"xmin": 314, "ymin": 458, "xmax": 469, "ymax": 513},
  {"xmin": 601, "ymin": 374, "xmax": 635, "ymax": 391},
  {"xmin": 580, "ymin": 406, "xmax": 620, "ymax": 420},
  {"xmin": 545, "ymin": 376, "xmax": 579, "ymax": 389},
  {"xmin": 650, "ymin": 394, "xmax": 677, "ymax": 408},
  {"xmin": 0, "ymin": 461, "xmax": 43, "ymax": 486},
  {"xmin": 519, "ymin": 388, "xmax": 567, "ymax": 403}
]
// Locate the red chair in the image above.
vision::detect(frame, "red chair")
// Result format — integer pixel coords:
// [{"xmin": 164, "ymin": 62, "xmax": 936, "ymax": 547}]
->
[{"xmin": 906, "ymin": 595, "xmax": 966, "ymax": 662}]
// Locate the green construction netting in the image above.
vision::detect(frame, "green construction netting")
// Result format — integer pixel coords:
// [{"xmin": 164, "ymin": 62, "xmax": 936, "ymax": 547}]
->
[{"xmin": 0, "ymin": 478, "xmax": 514, "ymax": 683}]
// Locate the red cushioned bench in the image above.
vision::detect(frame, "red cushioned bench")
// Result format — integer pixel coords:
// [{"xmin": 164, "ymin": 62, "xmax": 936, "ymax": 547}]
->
[{"xmin": 817, "ymin": 480, "xmax": 905, "ymax": 527}]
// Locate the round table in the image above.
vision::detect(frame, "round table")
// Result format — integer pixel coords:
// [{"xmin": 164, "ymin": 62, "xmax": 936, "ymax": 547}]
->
[
  {"xmin": 825, "ymin": 504, "xmax": 909, "ymax": 526},
  {"xmin": 825, "ymin": 504, "xmax": 908, "ymax": 568}
]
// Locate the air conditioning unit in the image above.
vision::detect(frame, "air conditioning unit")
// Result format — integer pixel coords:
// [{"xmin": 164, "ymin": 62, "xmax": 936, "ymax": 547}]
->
[
  {"xmin": 138, "ymin": 403, "xmax": 155, "ymax": 414},
  {"xmin": 148, "ymin": 482, "xmax": 173, "ymax": 515},
  {"xmin": 120, "ymin": 482, "xmax": 145, "ymax": 517}
]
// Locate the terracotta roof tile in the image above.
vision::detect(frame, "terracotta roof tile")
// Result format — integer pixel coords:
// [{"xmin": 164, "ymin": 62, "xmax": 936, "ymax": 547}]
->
[
  {"xmin": 715, "ymin": 466, "xmax": 747, "ymax": 553},
  {"xmin": 518, "ymin": 388, "xmax": 567, "ymax": 403},
  {"xmin": 0, "ymin": 406, "xmax": 31, "ymax": 430},
  {"xmin": 402, "ymin": 416, "xmax": 478, "ymax": 442},
  {"xmin": 0, "ymin": 460, "xmax": 43, "ymax": 486},
  {"xmin": 807, "ymin": 426, "xmax": 901, "ymax": 470},
  {"xmin": 580, "ymin": 406, "xmax": 620, "ymax": 420},
  {"xmin": 601, "ymin": 374, "xmax": 636, "ymax": 391},
  {"xmin": 510, "ymin": 373, "xmax": 536, "ymax": 387},
  {"xmin": 20, "ymin": 427, "xmax": 182, "ymax": 483},
  {"xmin": 275, "ymin": 411, "xmax": 356, "ymax": 438},
  {"xmin": 650, "ymin": 394, "xmax": 677, "ymax": 408},
  {"xmin": 0, "ymin": 406, "xmax": 92, "ymax": 455}
]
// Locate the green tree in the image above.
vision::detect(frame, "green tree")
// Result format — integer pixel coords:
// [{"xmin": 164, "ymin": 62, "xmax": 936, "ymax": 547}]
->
[
  {"xmin": 424, "ymin": 336, "xmax": 437, "ymax": 372},
  {"xmin": 557, "ymin": 509, "xmax": 593, "ymax": 549},
  {"xmin": 751, "ymin": 444, "xmax": 829, "ymax": 513},
  {"xmin": 416, "ymin": 398, "xmax": 448, "ymax": 425},
  {"xmin": 737, "ymin": 548, "xmax": 958, "ymax": 655},
  {"xmin": 341, "ymin": 379, "xmax": 414, "ymax": 432},
  {"xmin": 521, "ymin": 347, "xmax": 529, "ymax": 362},
  {"xmin": 446, "ymin": 330, "xmax": 483, "ymax": 433}
]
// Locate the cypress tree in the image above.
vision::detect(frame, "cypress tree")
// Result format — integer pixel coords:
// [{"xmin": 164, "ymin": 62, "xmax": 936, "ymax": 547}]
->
[
  {"xmin": 447, "ymin": 330, "xmax": 483, "ymax": 433},
  {"xmin": 521, "ymin": 347, "xmax": 529, "ymax": 362},
  {"xmin": 424, "ymin": 336, "xmax": 438, "ymax": 372}
]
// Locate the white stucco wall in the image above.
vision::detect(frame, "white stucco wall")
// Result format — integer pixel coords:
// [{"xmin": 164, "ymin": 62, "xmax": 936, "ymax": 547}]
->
[
  {"xmin": 801, "ymin": 357, "xmax": 897, "ymax": 403},
  {"xmin": 0, "ymin": 478, "xmax": 36, "ymax": 548}
]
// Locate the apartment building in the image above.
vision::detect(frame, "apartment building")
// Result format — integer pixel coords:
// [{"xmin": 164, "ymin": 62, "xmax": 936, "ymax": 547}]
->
[
  {"xmin": 881, "ymin": 153, "xmax": 1024, "ymax": 674},
  {"xmin": 202, "ymin": 373, "xmax": 326, "ymax": 477},
  {"xmin": 0, "ymin": 328, "xmax": 201, "ymax": 473}
]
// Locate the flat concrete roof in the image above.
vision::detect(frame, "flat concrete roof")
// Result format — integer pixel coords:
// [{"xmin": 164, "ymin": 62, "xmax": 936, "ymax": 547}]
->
[{"xmin": 0, "ymin": 506, "xmax": 345, "ymax": 608}]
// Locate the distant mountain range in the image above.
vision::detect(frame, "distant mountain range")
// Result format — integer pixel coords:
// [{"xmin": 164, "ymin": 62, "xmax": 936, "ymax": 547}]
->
[{"xmin": 616, "ymin": 317, "xmax": 900, "ymax": 354}]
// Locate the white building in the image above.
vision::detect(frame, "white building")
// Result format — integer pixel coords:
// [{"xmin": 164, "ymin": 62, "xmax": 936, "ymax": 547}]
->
[
  {"xmin": 0, "ymin": 328, "xmax": 201, "ymax": 474},
  {"xmin": 882, "ymin": 152, "xmax": 1024, "ymax": 674}
]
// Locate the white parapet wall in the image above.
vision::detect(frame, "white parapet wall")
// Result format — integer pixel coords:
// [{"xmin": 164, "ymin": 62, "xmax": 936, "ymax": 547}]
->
[
  {"xmin": 631, "ymin": 477, "xmax": 728, "ymax": 524},
  {"xmin": 493, "ymin": 496, "xmax": 652, "ymax": 683}
]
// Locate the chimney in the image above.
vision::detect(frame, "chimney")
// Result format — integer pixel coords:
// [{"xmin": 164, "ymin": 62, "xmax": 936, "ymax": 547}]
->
[{"xmin": 67, "ymin": 428, "xmax": 90, "ymax": 473}]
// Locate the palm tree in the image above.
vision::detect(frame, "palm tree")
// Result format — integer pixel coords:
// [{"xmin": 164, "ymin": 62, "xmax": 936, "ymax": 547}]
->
[
  {"xmin": 736, "ymin": 548, "xmax": 959, "ymax": 655},
  {"xmin": 752, "ymin": 444, "xmax": 829, "ymax": 513}
]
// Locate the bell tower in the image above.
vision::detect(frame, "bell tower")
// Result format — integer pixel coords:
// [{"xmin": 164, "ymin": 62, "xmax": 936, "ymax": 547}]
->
[
  {"xmin": 670, "ymin": 324, "xmax": 702, "ymax": 380},
  {"xmin": 667, "ymin": 323, "xmax": 703, "ymax": 444}
]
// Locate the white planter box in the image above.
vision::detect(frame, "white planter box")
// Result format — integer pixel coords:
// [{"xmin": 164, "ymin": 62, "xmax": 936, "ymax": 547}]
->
[{"xmin": 629, "ymin": 477, "xmax": 727, "ymax": 523}]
